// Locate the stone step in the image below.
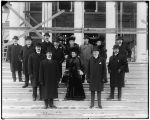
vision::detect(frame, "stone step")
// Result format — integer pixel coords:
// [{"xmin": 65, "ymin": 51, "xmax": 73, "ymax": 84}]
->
[
  {"xmin": 2, "ymin": 109, "xmax": 148, "ymax": 119},
  {"xmin": 2, "ymin": 98, "xmax": 148, "ymax": 106},
  {"xmin": 3, "ymin": 108, "xmax": 147, "ymax": 116},
  {"xmin": 2, "ymin": 64, "xmax": 148, "ymax": 69},
  {"xmin": 2, "ymin": 91, "xmax": 148, "ymax": 96},
  {"xmin": 2, "ymin": 95, "xmax": 147, "ymax": 101},
  {"xmin": 2, "ymin": 68, "xmax": 148, "ymax": 73},
  {"xmin": 2, "ymin": 100, "xmax": 147, "ymax": 109},
  {"xmin": 2, "ymin": 80, "xmax": 148, "ymax": 85},
  {"xmin": 2, "ymin": 87, "xmax": 148, "ymax": 93},
  {"xmin": 2, "ymin": 92, "xmax": 148, "ymax": 100},
  {"xmin": 1, "ymin": 73, "xmax": 148, "ymax": 79},
  {"xmin": 2, "ymin": 83, "xmax": 148, "ymax": 89}
]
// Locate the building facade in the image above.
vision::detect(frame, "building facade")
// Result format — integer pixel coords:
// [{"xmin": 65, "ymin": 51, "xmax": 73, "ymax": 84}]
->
[{"xmin": 2, "ymin": 1, "xmax": 148, "ymax": 62}]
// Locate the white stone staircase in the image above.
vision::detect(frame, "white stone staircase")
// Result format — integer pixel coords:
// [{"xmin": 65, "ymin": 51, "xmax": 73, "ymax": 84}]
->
[{"xmin": 1, "ymin": 62, "xmax": 148, "ymax": 119}]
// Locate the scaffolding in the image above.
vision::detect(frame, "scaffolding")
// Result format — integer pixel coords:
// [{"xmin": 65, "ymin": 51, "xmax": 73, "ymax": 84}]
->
[{"xmin": 2, "ymin": 2, "xmax": 148, "ymax": 62}]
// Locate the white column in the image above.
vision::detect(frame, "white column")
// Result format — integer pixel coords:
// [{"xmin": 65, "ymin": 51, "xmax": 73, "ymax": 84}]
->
[
  {"xmin": 74, "ymin": 2, "xmax": 84, "ymax": 45},
  {"xmin": 136, "ymin": 2, "xmax": 147, "ymax": 62},
  {"xmin": 18, "ymin": 2, "xmax": 25, "ymax": 46},
  {"xmin": 42, "ymin": 2, "xmax": 52, "ymax": 42},
  {"xmin": 9, "ymin": 2, "xmax": 26, "ymax": 46},
  {"xmin": 9, "ymin": 2, "xmax": 20, "ymax": 42},
  {"xmin": 106, "ymin": 2, "xmax": 116, "ymax": 62}
]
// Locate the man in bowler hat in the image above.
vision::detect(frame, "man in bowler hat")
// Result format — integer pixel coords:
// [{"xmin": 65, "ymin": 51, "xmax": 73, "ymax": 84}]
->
[
  {"xmin": 39, "ymin": 49, "xmax": 60, "ymax": 109},
  {"xmin": 7, "ymin": 36, "xmax": 23, "ymax": 82},
  {"xmin": 87, "ymin": 47, "xmax": 106, "ymax": 109},
  {"xmin": 20, "ymin": 36, "xmax": 35, "ymax": 88},
  {"xmin": 41, "ymin": 32, "xmax": 54, "ymax": 54},
  {"xmin": 28, "ymin": 42, "xmax": 45, "ymax": 101},
  {"xmin": 52, "ymin": 38, "xmax": 65, "ymax": 82},
  {"xmin": 107, "ymin": 45, "xmax": 128, "ymax": 101}
]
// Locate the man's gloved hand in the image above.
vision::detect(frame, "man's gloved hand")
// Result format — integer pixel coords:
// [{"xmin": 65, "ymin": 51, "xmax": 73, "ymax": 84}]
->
[
  {"xmin": 118, "ymin": 69, "xmax": 121, "ymax": 73},
  {"xmin": 78, "ymin": 70, "xmax": 84, "ymax": 76},
  {"xmin": 102, "ymin": 78, "xmax": 108, "ymax": 83},
  {"xmin": 87, "ymin": 79, "xmax": 91, "ymax": 83}
]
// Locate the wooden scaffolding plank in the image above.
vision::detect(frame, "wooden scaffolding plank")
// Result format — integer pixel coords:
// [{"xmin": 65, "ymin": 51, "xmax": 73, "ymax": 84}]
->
[{"xmin": 5, "ymin": 3, "xmax": 46, "ymax": 41}]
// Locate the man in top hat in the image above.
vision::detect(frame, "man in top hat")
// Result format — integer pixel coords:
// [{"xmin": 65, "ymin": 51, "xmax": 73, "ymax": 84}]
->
[
  {"xmin": 107, "ymin": 45, "xmax": 128, "ymax": 101},
  {"xmin": 65, "ymin": 35, "xmax": 80, "ymax": 59},
  {"xmin": 41, "ymin": 32, "xmax": 54, "ymax": 54},
  {"xmin": 52, "ymin": 38, "xmax": 65, "ymax": 82},
  {"xmin": 115, "ymin": 37, "xmax": 131, "ymax": 61},
  {"xmin": 39, "ymin": 48, "xmax": 60, "ymax": 109},
  {"xmin": 28, "ymin": 42, "xmax": 45, "ymax": 101},
  {"xmin": 95, "ymin": 36, "xmax": 107, "ymax": 59},
  {"xmin": 20, "ymin": 36, "xmax": 35, "ymax": 88},
  {"xmin": 87, "ymin": 46, "xmax": 106, "ymax": 109},
  {"xmin": 80, "ymin": 35, "xmax": 93, "ymax": 83},
  {"xmin": 7, "ymin": 36, "xmax": 23, "ymax": 82}
]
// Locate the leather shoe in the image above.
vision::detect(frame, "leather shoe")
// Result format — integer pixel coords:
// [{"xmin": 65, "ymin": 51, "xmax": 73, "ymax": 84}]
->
[
  {"xmin": 22, "ymin": 84, "xmax": 28, "ymax": 88},
  {"xmin": 50, "ymin": 105, "xmax": 57, "ymax": 109},
  {"xmin": 118, "ymin": 98, "xmax": 121, "ymax": 101},
  {"xmin": 89, "ymin": 105, "xmax": 94, "ymax": 108},
  {"xmin": 33, "ymin": 97, "xmax": 36, "ymax": 101},
  {"xmin": 19, "ymin": 79, "xmax": 23, "ymax": 82},
  {"xmin": 98, "ymin": 105, "xmax": 102, "ymax": 109},
  {"xmin": 43, "ymin": 105, "xmax": 48, "ymax": 109},
  {"xmin": 107, "ymin": 96, "xmax": 114, "ymax": 100}
]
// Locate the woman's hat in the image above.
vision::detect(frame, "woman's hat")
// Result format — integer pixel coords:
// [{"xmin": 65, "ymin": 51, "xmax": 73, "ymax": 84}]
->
[
  {"xmin": 96, "ymin": 36, "xmax": 104, "ymax": 42},
  {"xmin": 68, "ymin": 35, "xmax": 75, "ymax": 41},
  {"xmin": 113, "ymin": 45, "xmax": 120, "ymax": 49}
]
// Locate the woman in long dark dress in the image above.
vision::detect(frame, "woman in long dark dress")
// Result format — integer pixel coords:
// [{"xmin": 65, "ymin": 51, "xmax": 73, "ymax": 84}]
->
[{"xmin": 65, "ymin": 49, "xmax": 85, "ymax": 100}]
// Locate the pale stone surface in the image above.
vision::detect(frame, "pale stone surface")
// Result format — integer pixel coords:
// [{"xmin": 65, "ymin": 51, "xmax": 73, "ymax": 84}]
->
[
  {"xmin": 74, "ymin": 2, "xmax": 84, "ymax": 45},
  {"xmin": 106, "ymin": 2, "xmax": 116, "ymax": 62},
  {"xmin": 42, "ymin": 2, "xmax": 52, "ymax": 42},
  {"xmin": 136, "ymin": 2, "xmax": 147, "ymax": 62}
]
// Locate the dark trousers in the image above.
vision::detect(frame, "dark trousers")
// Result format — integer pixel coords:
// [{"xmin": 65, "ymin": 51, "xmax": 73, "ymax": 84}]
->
[
  {"xmin": 110, "ymin": 87, "xmax": 122, "ymax": 99},
  {"xmin": 44, "ymin": 99, "xmax": 54, "ymax": 107},
  {"xmin": 91, "ymin": 91, "xmax": 101, "ymax": 107},
  {"xmin": 33, "ymin": 85, "xmax": 42, "ymax": 99},
  {"xmin": 24, "ymin": 74, "xmax": 29, "ymax": 85},
  {"xmin": 12, "ymin": 71, "xmax": 22, "ymax": 81}
]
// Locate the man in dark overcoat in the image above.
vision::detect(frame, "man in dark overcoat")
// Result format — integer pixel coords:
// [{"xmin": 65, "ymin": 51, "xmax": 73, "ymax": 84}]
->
[
  {"xmin": 28, "ymin": 42, "xmax": 45, "ymax": 101},
  {"xmin": 20, "ymin": 36, "xmax": 35, "ymax": 88},
  {"xmin": 41, "ymin": 32, "xmax": 54, "ymax": 55},
  {"xmin": 7, "ymin": 36, "xmax": 23, "ymax": 82},
  {"xmin": 115, "ymin": 37, "xmax": 131, "ymax": 72},
  {"xmin": 52, "ymin": 39, "xmax": 65, "ymax": 81},
  {"xmin": 115, "ymin": 37, "xmax": 131, "ymax": 59},
  {"xmin": 87, "ymin": 47, "xmax": 106, "ymax": 109},
  {"xmin": 95, "ymin": 37, "xmax": 108, "ymax": 83},
  {"xmin": 107, "ymin": 45, "xmax": 128, "ymax": 101},
  {"xmin": 39, "ymin": 49, "xmax": 60, "ymax": 109}
]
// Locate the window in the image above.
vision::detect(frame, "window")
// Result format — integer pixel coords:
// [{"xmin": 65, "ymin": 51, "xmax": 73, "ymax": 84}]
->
[
  {"xmin": 117, "ymin": 2, "xmax": 137, "ymax": 28},
  {"xmin": 84, "ymin": 1, "xmax": 96, "ymax": 12},
  {"xmin": 59, "ymin": 1, "xmax": 71, "ymax": 11},
  {"xmin": 52, "ymin": 2, "xmax": 74, "ymax": 27},
  {"xmin": 84, "ymin": 2, "xmax": 106, "ymax": 28}
]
